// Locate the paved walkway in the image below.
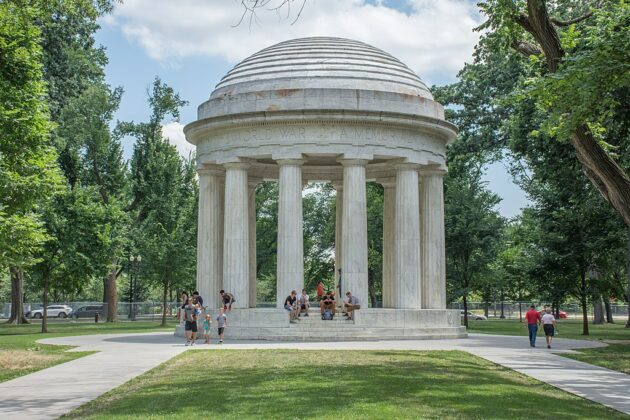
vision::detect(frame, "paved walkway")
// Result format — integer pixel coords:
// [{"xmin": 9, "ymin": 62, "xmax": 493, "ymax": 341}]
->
[{"xmin": 0, "ymin": 333, "xmax": 628, "ymax": 419}]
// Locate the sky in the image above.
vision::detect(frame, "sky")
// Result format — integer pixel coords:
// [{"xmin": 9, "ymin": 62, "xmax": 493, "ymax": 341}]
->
[{"xmin": 94, "ymin": 0, "xmax": 529, "ymax": 218}]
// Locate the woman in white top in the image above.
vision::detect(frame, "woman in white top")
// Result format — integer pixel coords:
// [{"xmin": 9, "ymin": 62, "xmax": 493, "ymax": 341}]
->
[{"xmin": 541, "ymin": 308, "xmax": 557, "ymax": 349}]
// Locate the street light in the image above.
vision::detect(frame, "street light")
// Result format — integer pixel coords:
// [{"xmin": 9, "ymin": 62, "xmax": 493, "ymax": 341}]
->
[{"xmin": 128, "ymin": 255, "xmax": 141, "ymax": 321}]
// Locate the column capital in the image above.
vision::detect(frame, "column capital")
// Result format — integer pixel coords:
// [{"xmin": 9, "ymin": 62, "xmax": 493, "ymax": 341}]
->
[
  {"xmin": 248, "ymin": 177, "xmax": 263, "ymax": 187},
  {"xmin": 376, "ymin": 177, "xmax": 396, "ymax": 188},
  {"xmin": 393, "ymin": 162, "xmax": 421, "ymax": 171},
  {"xmin": 338, "ymin": 158, "xmax": 369, "ymax": 167},
  {"xmin": 223, "ymin": 162, "xmax": 251, "ymax": 170},
  {"xmin": 419, "ymin": 168, "xmax": 447, "ymax": 177},
  {"xmin": 275, "ymin": 158, "xmax": 304, "ymax": 167},
  {"xmin": 197, "ymin": 165, "xmax": 224, "ymax": 177}
]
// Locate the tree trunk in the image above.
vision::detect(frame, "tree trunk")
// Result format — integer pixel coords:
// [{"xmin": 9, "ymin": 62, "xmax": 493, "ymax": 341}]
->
[
  {"xmin": 7, "ymin": 267, "xmax": 28, "ymax": 324},
  {"xmin": 105, "ymin": 262, "xmax": 118, "ymax": 322},
  {"xmin": 512, "ymin": 1, "xmax": 630, "ymax": 228},
  {"xmin": 462, "ymin": 295, "xmax": 469, "ymax": 328},
  {"xmin": 570, "ymin": 126, "xmax": 630, "ymax": 227},
  {"xmin": 518, "ymin": 302, "xmax": 523, "ymax": 322},
  {"xmin": 603, "ymin": 292, "xmax": 613, "ymax": 324},
  {"xmin": 483, "ymin": 301, "xmax": 489, "ymax": 318},
  {"xmin": 500, "ymin": 301, "xmax": 505, "ymax": 319},
  {"xmin": 161, "ymin": 282, "xmax": 169, "ymax": 326},
  {"xmin": 592, "ymin": 295, "xmax": 604, "ymax": 325},
  {"xmin": 42, "ymin": 276, "xmax": 49, "ymax": 333},
  {"xmin": 580, "ymin": 271, "xmax": 589, "ymax": 335}
]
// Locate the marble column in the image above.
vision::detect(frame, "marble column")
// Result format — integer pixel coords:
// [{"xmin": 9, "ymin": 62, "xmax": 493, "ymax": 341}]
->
[
  {"xmin": 276, "ymin": 159, "xmax": 304, "ymax": 308},
  {"xmin": 333, "ymin": 182, "xmax": 343, "ymax": 303},
  {"xmin": 394, "ymin": 164, "xmax": 421, "ymax": 309},
  {"xmin": 381, "ymin": 179, "xmax": 395, "ymax": 308},
  {"xmin": 420, "ymin": 170, "xmax": 447, "ymax": 309},
  {"xmin": 223, "ymin": 162, "xmax": 250, "ymax": 308},
  {"xmin": 340, "ymin": 159, "xmax": 369, "ymax": 307},
  {"xmin": 248, "ymin": 178, "xmax": 261, "ymax": 308},
  {"xmin": 196, "ymin": 168, "xmax": 224, "ymax": 310}
]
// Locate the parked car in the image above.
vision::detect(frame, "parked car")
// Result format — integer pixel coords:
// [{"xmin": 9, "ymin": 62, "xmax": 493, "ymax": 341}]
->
[
  {"xmin": 73, "ymin": 305, "xmax": 104, "ymax": 319},
  {"xmin": 26, "ymin": 305, "xmax": 73, "ymax": 319},
  {"xmin": 460, "ymin": 310, "xmax": 487, "ymax": 321},
  {"xmin": 538, "ymin": 309, "xmax": 568, "ymax": 319}
]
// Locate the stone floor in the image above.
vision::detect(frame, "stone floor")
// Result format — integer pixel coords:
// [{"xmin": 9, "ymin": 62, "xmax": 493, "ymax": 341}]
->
[{"xmin": 0, "ymin": 333, "xmax": 628, "ymax": 419}]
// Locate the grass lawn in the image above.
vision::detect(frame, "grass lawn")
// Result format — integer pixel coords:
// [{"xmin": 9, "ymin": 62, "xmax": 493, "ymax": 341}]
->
[
  {"xmin": 0, "ymin": 320, "xmax": 177, "ymax": 383},
  {"xmin": 468, "ymin": 319, "xmax": 630, "ymax": 374},
  {"xmin": 64, "ymin": 350, "xmax": 626, "ymax": 419}
]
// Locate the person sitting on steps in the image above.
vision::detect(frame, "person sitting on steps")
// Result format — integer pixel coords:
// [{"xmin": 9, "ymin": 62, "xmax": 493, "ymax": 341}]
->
[
  {"xmin": 284, "ymin": 290, "xmax": 299, "ymax": 323},
  {"xmin": 319, "ymin": 291, "xmax": 336, "ymax": 319},
  {"xmin": 344, "ymin": 291, "xmax": 360, "ymax": 320},
  {"xmin": 298, "ymin": 289, "xmax": 309, "ymax": 317}
]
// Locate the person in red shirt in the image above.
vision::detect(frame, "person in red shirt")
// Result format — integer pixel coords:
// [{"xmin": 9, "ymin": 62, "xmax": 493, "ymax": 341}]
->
[
  {"xmin": 316, "ymin": 281, "xmax": 325, "ymax": 301},
  {"xmin": 524, "ymin": 305, "xmax": 541, "ymax": 347}
]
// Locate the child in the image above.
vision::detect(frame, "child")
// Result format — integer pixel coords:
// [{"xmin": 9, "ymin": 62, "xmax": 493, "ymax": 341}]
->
[
  {"xmin": 216, "ymin": 307, "xmax": 228, "ymax": 344},
  {"xmin": 202, "ymin": 313, "xmax": 212, "ymax": 344}
]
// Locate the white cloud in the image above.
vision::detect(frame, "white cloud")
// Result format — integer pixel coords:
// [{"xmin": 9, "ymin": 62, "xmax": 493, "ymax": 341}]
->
[
  {"xmin": 162, "ymin": 122, "xmax": 194, "ymax": 158},
  {"xmin": 107, "ymin": 0, "xmax": 482, "ymax": 84}
]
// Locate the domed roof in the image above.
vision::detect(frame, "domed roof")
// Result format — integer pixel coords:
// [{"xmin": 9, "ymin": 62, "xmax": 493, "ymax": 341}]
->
[{"xmin": 211, "ymin": 37, "xmax": 432, "ymax": 100}]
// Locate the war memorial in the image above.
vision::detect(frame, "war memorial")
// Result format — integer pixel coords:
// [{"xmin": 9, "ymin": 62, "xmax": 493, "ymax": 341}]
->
[{"xmin": 182, "ymin": 37, "xmax": 466, "ymax": 340}]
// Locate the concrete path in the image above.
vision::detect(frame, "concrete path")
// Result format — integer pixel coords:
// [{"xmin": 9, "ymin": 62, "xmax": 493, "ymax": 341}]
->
[{"xmin": 0, "ymin": 333, "xmax": 628, "ymax": 419}]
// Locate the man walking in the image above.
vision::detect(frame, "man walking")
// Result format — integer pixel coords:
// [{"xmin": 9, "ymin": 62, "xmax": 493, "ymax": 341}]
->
[{"xmin": 525, "ymin": 305, "xmax": 541, "ymax": 348}]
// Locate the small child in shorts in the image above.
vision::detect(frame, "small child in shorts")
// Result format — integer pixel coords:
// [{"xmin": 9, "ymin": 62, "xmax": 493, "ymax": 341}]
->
[{"xmin": 202, "ymin": 313, "xmax": 212, "ymax": 344}]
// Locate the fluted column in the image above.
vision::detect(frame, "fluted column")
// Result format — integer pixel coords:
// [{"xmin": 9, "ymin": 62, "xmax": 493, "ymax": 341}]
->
[
  {"xmin": 394, "ymin": 164, "xmax": 421, "ymax": 309},
  {"xmin": 248, "ymin": 178, "xmax": 261, "ymax": 308},
  {"xmin": 333, "ymin": 182, "xmax": 343, "ymax": 302},
  {"xmin": 276, "ymin": 159, "xmax": 304, "ymax": 308},
  {"xmin": 381, "ymin": 179, "xmax": 396, "ymax": 308},
  {"xmin": 340, "ymin": 159, "xmax": 368, "ymax": 306},
  {"xmin": 196, "ymin": 168, "xmax": 224, "ymax": 310},
  {"xmin": 420, "ymin": 169, "xmax": 447, "ymax": 309},
  {"xmin": 223, "ymin": 162, "xmax": 250, "ymax": 308}
]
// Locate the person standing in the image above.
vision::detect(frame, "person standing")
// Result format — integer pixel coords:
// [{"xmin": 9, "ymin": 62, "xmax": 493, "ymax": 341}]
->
[
  {"xmin": 192, "ymin": 291, "xmax": 204, "ymax": 308},
  {"xmin": 216, "ymin": 307, "xmax": 228, "ymax": 344},
  {"xmin": 525, "ymin": 305, "xmax": 541, "ymax": 348},
  {"xmin": 184, "ymin": 299, "xmax": 197, "ymax": 346},
  {"xmin": 541, "ymin": 308, "xmax": 557, "ymax": 349},
  {"xmin": 316, "ymin": 281, "xmax": 325, "ymax": 302}
]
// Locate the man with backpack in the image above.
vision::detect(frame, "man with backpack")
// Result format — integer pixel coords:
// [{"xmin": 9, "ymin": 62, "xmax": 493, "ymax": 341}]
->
[{"xmin": 320, "ymin": 291, "xmax": 336, "ymax": 320}]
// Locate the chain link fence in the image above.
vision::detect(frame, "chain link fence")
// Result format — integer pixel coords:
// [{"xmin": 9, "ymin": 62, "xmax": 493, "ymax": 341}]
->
[
  {"xmin": 448, "ymin": 301, "xmax": 629, "ymax": 320},
  {"xmin": 0, "ymin": 301, "xmax": 181, "ymax": 322}
]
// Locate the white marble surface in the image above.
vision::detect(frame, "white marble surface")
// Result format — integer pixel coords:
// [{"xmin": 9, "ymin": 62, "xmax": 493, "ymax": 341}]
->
[
  {"xmin": 276, "ymin": 160, "xmax": 304, "ymax": 307},
  {"xmin": 341, "ymin": 160, "xmax": 369, "ymax": 306},
  {"xmin": 394, "ymin": 165, "xmax": 421, "ymax": 309},
  {"xmin": 420, "ymin": 170, "xmax": 447, "ymax": 309},
  {"xmin": 223, "ymin": 163, "xmax": 250, "ymax": 308}
]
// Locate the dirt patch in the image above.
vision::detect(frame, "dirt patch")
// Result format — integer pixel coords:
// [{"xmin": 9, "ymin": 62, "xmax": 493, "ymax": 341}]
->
[{"xmin": 0, "ymin": 350, "xmax": 61, "ymax": 371}]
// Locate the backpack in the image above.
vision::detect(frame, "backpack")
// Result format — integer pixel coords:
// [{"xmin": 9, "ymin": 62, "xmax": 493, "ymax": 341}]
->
[{"xmin": 322, "ymin": 309, "xmax": 333, "ymax": 320}]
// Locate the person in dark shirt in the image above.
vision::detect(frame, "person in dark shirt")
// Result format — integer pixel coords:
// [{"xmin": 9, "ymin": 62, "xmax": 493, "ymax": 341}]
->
[
  {"xmin": 220, "ymin": 290, "xmax": 235, "ymax": 311},
  {"xmin": 319, "ymin": 291, "xmax": 336, "ymax": 316},
  {"xmin": 284, "ymin": 290, "xmax": 299, "ymax": 323},
  {"xmin": 192, "ymin": 291, "xmax": 204, "ymax": 308}
]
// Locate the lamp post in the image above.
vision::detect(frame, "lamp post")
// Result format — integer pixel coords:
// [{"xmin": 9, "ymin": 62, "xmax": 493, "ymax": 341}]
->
[{"xmin": 129, "ymin": 255, "xmax": 142, "ymax": 321}]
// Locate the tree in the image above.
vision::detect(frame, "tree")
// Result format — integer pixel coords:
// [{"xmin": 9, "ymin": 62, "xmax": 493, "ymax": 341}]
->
[
  {"xmin": 445, "ymin": 163, "xmax": 505, "ymax": 328},
  {"xmin": 479, "ymin": 0, "xmax": 630, "ymax": 226},
  {"xmin": 303, "ymin": 184, "xmax": 335, "ymax": 292},
  {"xmin": 0, "ymin": 2, "xmax": 62, "ymax": 324},
  {"xmin": 121, "ymin": 78, "xmax": 196, "ymax": 325}
]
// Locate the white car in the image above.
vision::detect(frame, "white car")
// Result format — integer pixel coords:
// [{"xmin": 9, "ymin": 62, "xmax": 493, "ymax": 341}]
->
[
  {"xmin": 27, "ymin": 305, "xmax": 73, "ymax": 319},
  {"xmin": 460, "ymin": 310, "xmax": 487, "ymax": 321}
]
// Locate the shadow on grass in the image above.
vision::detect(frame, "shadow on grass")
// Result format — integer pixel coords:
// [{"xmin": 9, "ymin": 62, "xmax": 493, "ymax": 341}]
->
[{"xmin": 66, "ymin": 350, "xmax": 625, "ymax": 419}]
